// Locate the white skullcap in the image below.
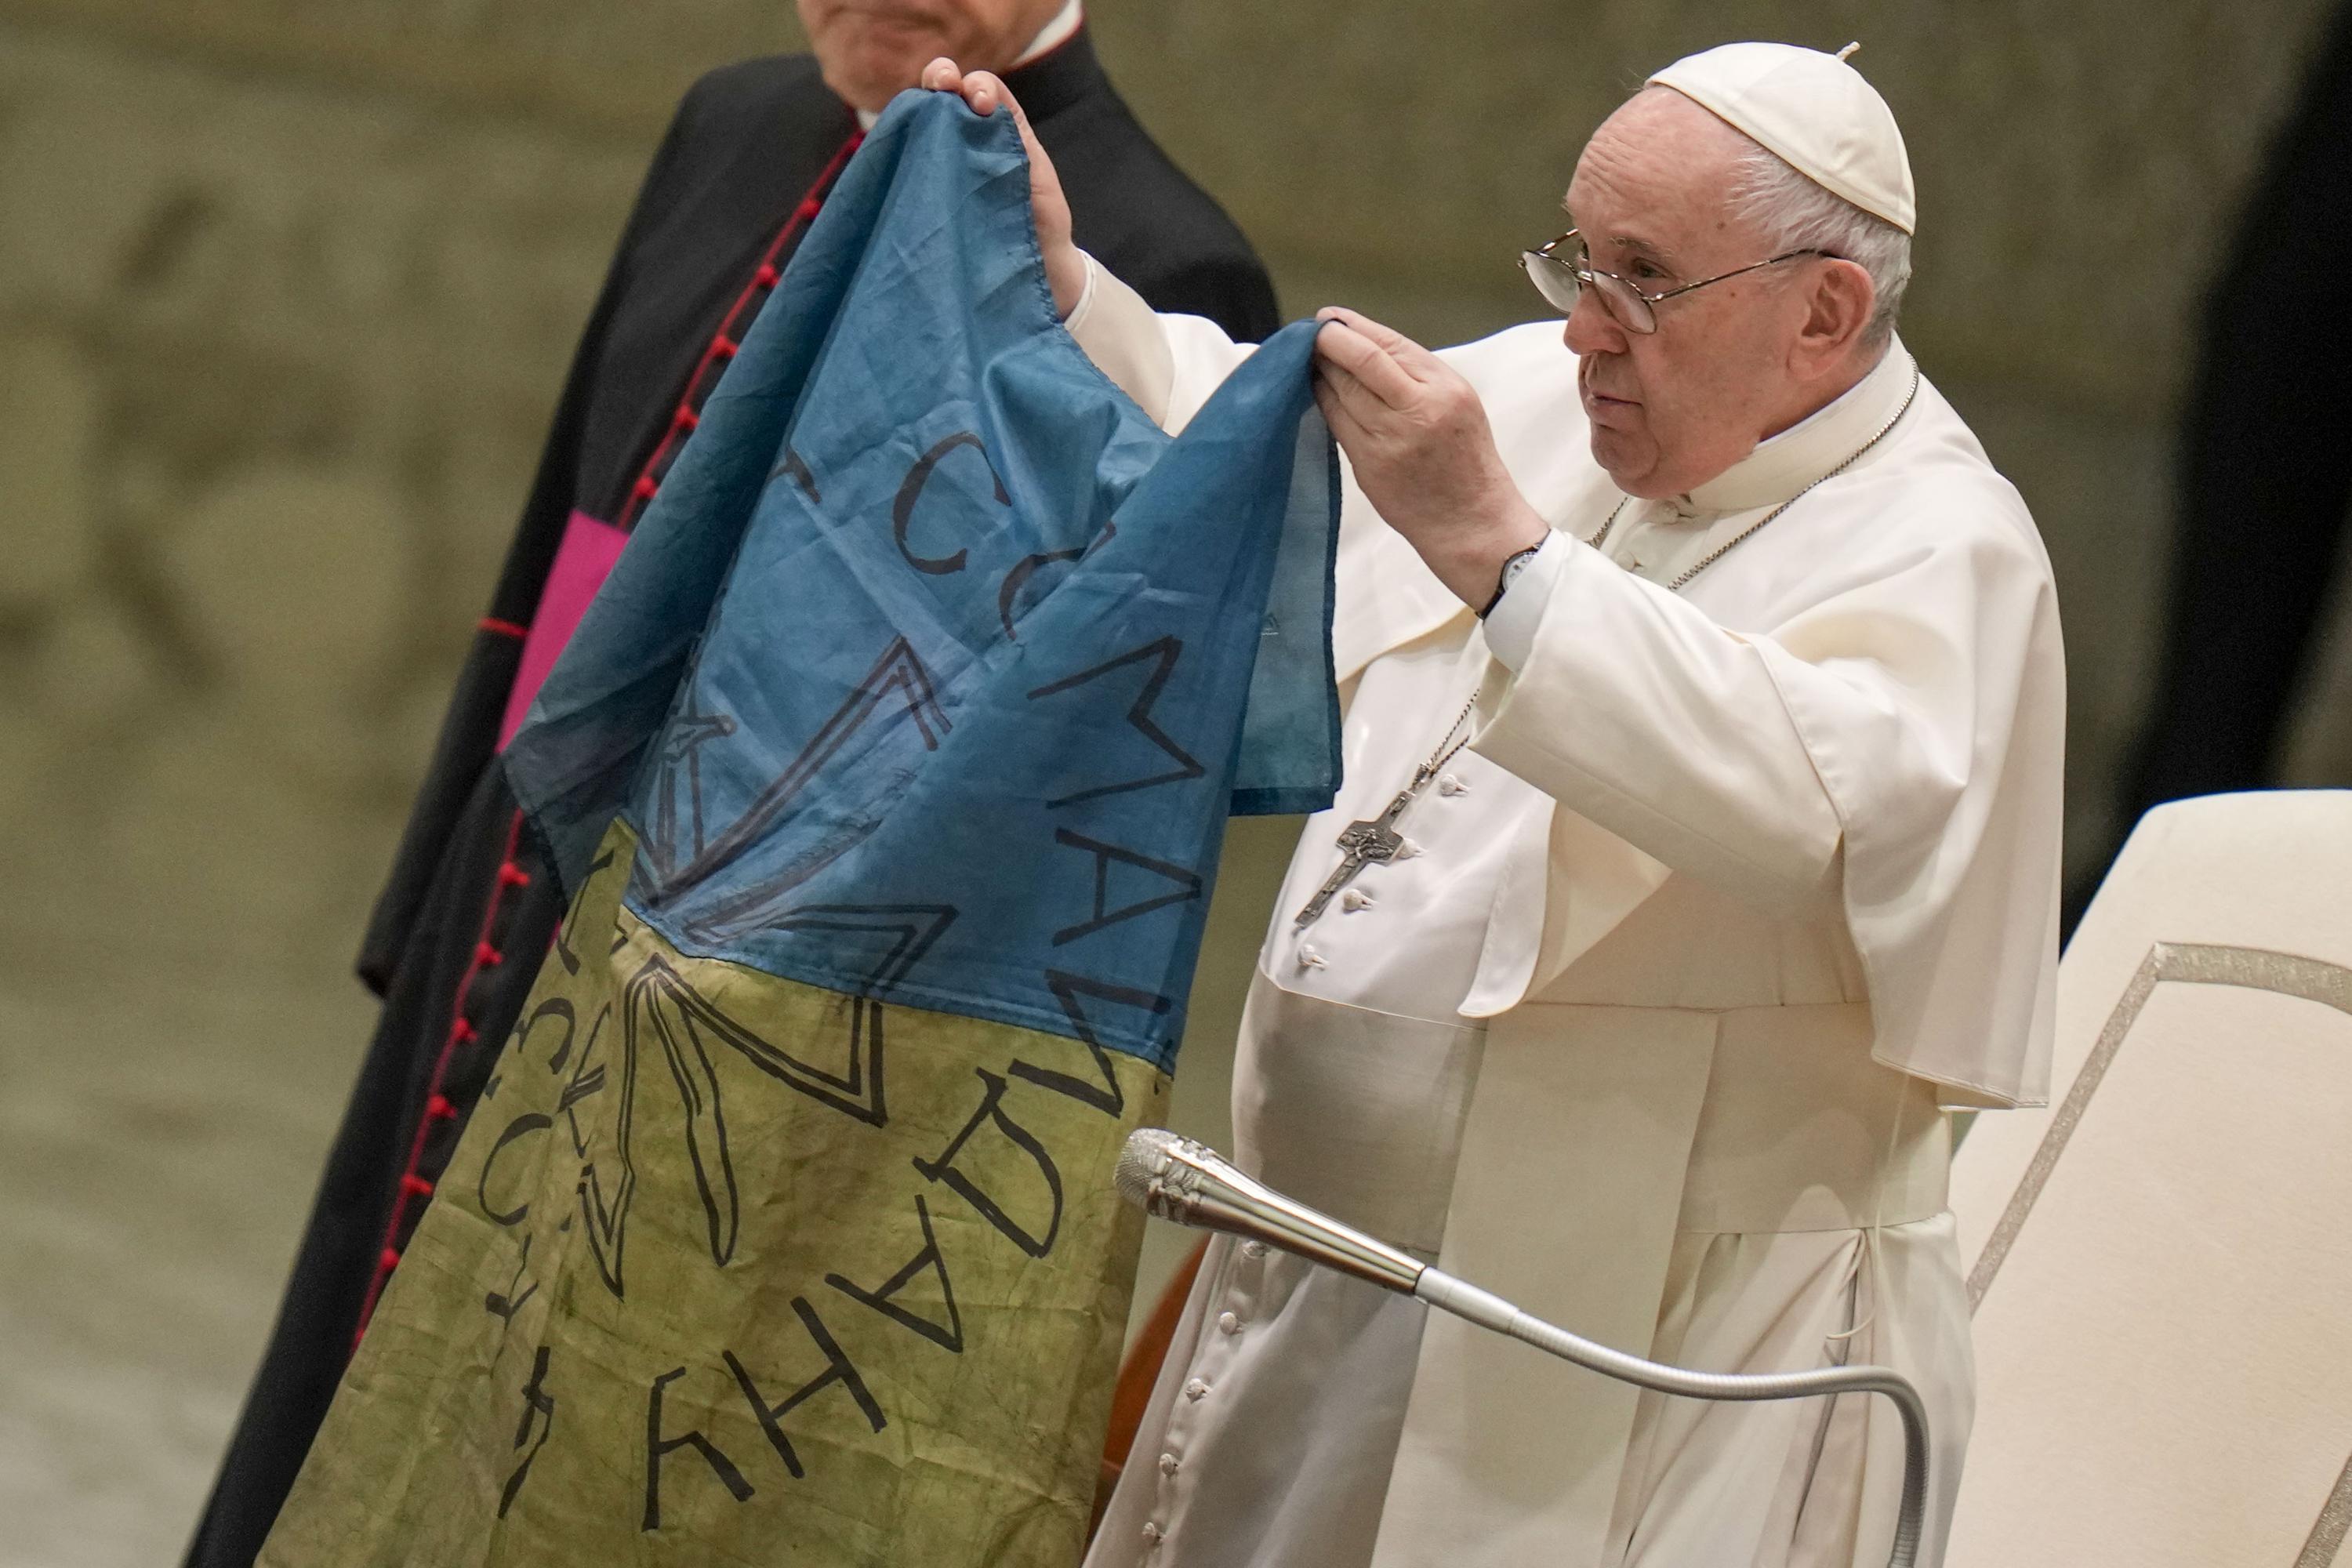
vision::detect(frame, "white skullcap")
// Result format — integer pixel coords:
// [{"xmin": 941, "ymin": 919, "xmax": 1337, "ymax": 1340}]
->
[{"xmin": 1646, "ymin": 42, "xmax": 1916, "ymax": 234}]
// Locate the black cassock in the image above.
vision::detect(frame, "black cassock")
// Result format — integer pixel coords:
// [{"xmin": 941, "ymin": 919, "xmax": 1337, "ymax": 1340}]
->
[{"xmin": 184, "ymin": 31, "xmax": 1279, "ymax": 1567}]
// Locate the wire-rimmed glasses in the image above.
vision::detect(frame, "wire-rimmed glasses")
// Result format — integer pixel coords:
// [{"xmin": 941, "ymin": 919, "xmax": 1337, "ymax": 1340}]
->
[{"xmin": 1519, "ymin": 229, "xmax": 1829, "ymax": 334}]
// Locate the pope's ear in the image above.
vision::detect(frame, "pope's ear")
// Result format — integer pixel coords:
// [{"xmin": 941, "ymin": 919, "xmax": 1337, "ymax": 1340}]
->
[{"xmin": 1794, "ymin": 257, "xmax": 1876, "ymax": 369}]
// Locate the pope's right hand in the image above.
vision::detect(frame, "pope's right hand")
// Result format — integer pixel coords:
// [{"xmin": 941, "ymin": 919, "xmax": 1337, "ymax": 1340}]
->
[{"xmin": 920, "ymin": 57, "xmax": 1085, "ymax": 319}]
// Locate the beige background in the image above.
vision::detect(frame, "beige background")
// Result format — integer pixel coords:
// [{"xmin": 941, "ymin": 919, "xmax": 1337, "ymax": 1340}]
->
[{"xmin": 3, "ymin": 2, "xmax": 2351, "ymax": 1563}]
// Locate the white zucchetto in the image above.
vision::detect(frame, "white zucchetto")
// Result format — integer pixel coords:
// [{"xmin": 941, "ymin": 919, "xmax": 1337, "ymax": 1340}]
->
[{"xmin": 1647, "ymin": 41, "xmax": 1917, "ymax": 234}]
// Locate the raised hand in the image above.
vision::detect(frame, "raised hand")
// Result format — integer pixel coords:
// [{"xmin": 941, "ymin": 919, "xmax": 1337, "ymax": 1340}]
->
[
  {"xmin": 919, "ymin": 57, "xmax": 1085, "ymax": 318},
  {"xmin": 1312, "ymin": 306, "xmax": 1552, "ymax": 608}
]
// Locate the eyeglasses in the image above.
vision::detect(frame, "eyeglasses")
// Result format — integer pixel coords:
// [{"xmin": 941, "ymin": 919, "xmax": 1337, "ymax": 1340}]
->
[{"xmin": 1519, "ymin": 229, "xmax": 1828, "ymax": 334}]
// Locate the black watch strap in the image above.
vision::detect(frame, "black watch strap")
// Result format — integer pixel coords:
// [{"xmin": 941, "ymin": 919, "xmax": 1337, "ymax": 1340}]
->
[{"xmin": 1479, "ymin": 543, "xmax": 1544, "ymax": 619}]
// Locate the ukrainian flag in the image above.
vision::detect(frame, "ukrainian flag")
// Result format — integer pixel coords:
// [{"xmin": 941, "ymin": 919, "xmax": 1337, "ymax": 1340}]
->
[{"xmin": 263, "ymin": 92, "xmax": 1338, "ymax": 1566}]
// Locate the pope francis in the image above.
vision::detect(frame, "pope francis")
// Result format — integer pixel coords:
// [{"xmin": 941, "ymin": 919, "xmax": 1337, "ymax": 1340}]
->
[{"xmin": 929, "ymin": 41, "xmax": 2064, "ymax": 1568}]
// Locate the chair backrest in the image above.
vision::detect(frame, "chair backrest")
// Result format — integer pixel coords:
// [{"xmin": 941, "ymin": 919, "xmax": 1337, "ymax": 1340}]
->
[{"xmin": 1947, "ymin": 790, "xmax": 2352, "ymax": 1568}]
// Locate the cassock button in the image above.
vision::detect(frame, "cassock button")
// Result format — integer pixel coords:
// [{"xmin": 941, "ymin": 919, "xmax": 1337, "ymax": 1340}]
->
[
  {"xmin": 1142, "ymin": 1521, "xmax": 1163, "ymax": 1544},
  {"xmin": 1217, "ymin": 1312, "xmax": 1243, "ymax": 1335},
  {"xmin": 1159, "ymin": 1452, "xmax": 1181, "ymax": 1475},
  {"xmin": 1183, "ymin": 1377, "xmax": 1210, "ymax": 1402},
  {"xmin": 1438, "ymin": 773, "xmax": 1468, "ymax": 797},
  {"xmin": 1242, "ymin": 1240, "xmax": 1269, "ymax": 1260},
  {"xmin": 1341, "ymin": 888, "xmax": 1372, "ymax": 913},
  {"xmin": 1295, "ymin": 943, "xmax": 1327, "ymax": 971},
  {"xmin": 1393, "ymin": 838, "xmax": 1422, "ymax": 860}
]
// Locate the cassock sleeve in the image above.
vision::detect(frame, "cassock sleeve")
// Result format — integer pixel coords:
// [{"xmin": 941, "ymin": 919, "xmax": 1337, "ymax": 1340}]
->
[
  {"xmin": 1065, "ymin": 256, "xmax": 1462, "ymax": 693},
  {"xmin": 1479, "ymin": 530, "xmax": 1567, "ymax": 670},
  {"xmin": 1472, "ymin": 539, "xmax": 1847, "ymax": 913},
  {"xmin": 1468, "ymin": 481, "xmax": 2064, "ymax": 1108},
  {"xmin": 1065, "ymin": 251, "xmax": 1258, "ymax": 430}
]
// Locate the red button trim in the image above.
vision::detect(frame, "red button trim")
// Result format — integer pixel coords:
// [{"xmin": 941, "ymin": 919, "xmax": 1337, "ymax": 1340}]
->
[
  {"xmin": 610, "ymin": 129, "xmax": 858, "ymax": 537},
  {"xmin": 357, "ymin": 804, "xmax": 530, "ymax": 1351},
  {"xmin": 401, "ymin": 1174, "xmax": 435, "ymax": 1199},
  {"xmin": 632, "ymin": 474, "xmax": 659, "ymax": 502},
  {"xmin": 674, "ymin": 407, "xmax": 699, "ymax": 432},
  {"xmin": 496, "ymin": 861, "xmax": 532, "ymax": 888},
  {"xmin": 474, "ymin": 942, "xmax": 504, "ymax": 967}
]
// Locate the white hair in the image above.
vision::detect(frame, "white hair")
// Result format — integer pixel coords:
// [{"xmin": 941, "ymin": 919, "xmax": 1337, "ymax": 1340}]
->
[{"xmin": 1723, "ymin": 140, "xmax": 1911, "ymax": 349}]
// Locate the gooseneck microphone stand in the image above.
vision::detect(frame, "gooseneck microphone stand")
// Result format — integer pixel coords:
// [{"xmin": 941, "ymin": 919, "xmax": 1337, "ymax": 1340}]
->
[{"xmin": 1115, "ymin": 1128, "xmax": 1930, "ymax": 1568}]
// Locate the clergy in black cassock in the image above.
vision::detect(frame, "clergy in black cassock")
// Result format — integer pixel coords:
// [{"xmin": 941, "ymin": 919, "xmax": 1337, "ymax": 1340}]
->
[{"xmin": 183, "ymin": 8, "xmax": 1279, "ymax": 1563}]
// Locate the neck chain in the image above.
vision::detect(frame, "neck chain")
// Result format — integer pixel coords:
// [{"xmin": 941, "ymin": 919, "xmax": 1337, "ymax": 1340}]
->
[{"xmin": 1293, "ymin": 364, "xmax": 1922, "ymax": 933}]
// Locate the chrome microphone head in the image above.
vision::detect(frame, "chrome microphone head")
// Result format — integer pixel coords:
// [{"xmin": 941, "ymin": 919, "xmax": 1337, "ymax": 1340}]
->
[
  {"xmin": 1115, "ymin": 1127, "xmax": 1210, "ymax": 1224},
  {"xmin": 1112, "ymin": 1127, "xmax": 1424, "ymax": 1294},
  {"xmin": 1112, "ymin": 1127, "xmax": 1174, "ymax": 1203}
]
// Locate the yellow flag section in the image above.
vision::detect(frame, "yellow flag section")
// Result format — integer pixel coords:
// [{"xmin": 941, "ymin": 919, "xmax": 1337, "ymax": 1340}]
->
[{"xmin": 266, "ymin": 820, "xmax": 1169, "ymax": 1566}]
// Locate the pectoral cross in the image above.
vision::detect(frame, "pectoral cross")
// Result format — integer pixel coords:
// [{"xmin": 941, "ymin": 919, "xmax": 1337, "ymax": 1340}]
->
[
  {"xmin": 1292, "ymin": 784, "xmax": 1417, "ymax": 930},
  {"xmin": 1292, "ymin": 687, "xmax": 1479, "ymax": 932}
]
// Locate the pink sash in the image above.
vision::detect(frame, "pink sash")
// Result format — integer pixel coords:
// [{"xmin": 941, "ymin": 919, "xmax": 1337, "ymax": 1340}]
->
[{"xmin": 497, "ymin": 510, "xmax": 628, "ymax": 750}]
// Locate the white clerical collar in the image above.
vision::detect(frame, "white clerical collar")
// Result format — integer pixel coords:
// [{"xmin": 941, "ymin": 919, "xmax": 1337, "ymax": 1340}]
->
[
  {"xmin": 854, "ymin": 2, "xmax": 1085, "ymax": 130},
  {"xmin": 1679, "ymin": 335, "xmax": 1916, "ymax": 516},
  {"xmin": 1020, "ymin": 0, "xmax": 1087, "ymax": 64}
]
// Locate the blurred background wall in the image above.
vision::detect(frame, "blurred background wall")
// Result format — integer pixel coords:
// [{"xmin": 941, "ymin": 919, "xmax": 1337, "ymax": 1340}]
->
[{"xmin": 5, "ymin": 2, "xmax": 2351, "ymax": 1563}]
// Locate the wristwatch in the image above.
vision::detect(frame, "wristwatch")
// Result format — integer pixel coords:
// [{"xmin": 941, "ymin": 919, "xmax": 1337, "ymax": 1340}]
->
[{"xmin": 1479, "ymin": 542, "xmax": 1545, "ymax": 619}]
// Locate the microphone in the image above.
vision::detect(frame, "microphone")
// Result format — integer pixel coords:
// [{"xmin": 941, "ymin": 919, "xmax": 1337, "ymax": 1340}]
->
[
  {"xmin": 1113, "ymin": 1127, "xmax": 1422, "ymax": 1292},
  {"xmin": 1114, "ymin": 1127, "xmax": 1933, "ymax": 1568}
]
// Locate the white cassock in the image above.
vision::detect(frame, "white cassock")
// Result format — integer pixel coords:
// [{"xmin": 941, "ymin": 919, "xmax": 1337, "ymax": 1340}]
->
[{"xmin": 1069, "ymin": 258, "xmax": 2064, "ymax": 1568}]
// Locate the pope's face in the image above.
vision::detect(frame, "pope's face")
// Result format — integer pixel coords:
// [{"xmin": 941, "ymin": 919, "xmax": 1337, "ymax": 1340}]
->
[
  {"xmin": 1562, "ymin": 89, "xmax": 1827, "ymax": 500},
  {"xmin": 800, "ymin": 0, "xmax": 1069, "ymax": 112}
]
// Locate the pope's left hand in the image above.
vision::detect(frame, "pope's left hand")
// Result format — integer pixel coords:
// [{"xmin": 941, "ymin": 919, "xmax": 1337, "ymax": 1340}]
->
[{"xmin": 1313, "ymin": 307, "xmax": 1552, "ymax": 609}]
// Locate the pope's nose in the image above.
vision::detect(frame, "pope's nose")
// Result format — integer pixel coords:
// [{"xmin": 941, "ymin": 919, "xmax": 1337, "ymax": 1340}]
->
[{"xmin": 1563, "ymin": 287, "xmax": 1622, "ymax": 356}]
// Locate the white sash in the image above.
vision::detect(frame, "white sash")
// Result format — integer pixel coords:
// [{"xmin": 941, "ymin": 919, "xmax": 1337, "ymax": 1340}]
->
[{"xmin": 1370, "ymin": 998, "xmax": 1949, "ymax": 1568}]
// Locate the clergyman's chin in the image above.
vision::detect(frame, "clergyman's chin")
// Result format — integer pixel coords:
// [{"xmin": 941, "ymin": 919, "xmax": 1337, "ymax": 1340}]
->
[
  {"xmin": 821, "ymin": 37, "xmax": 942, "ymax": 110},
  {"xmin": 1588, "ymin": 434, "xmax": 1647, "ymax": 495}
]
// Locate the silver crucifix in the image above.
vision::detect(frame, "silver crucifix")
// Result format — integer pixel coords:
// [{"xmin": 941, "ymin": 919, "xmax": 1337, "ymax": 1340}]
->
[
  {"xmin": 1292, "ymin": 784, "xmax": 1418, "ymax": 929},
  {"xmin": 1291, "ymin": 688, "xmax": 1482, "ymax": 931}
]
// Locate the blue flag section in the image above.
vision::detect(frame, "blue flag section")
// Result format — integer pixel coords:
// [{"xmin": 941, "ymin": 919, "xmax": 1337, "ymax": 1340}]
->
[
  {"xmin": 506, "ymin": 89, "xmax": 1341, "ymax": 1069},
  {"xmin": 260, "ymin": 91, "xmax": 1341, "ymax": 1568}
]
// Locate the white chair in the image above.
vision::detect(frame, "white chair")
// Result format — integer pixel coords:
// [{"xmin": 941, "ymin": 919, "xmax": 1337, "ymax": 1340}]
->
[{"xmin": 1947, "ymin": 790, "xmax": 2352, "ymax": 1567}]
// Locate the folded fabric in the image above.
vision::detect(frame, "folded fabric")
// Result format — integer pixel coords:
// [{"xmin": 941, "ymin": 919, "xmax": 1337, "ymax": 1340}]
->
[{"xmin": 262, "ymin": 90, "xmax": 1338, "ymax": 1568}]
